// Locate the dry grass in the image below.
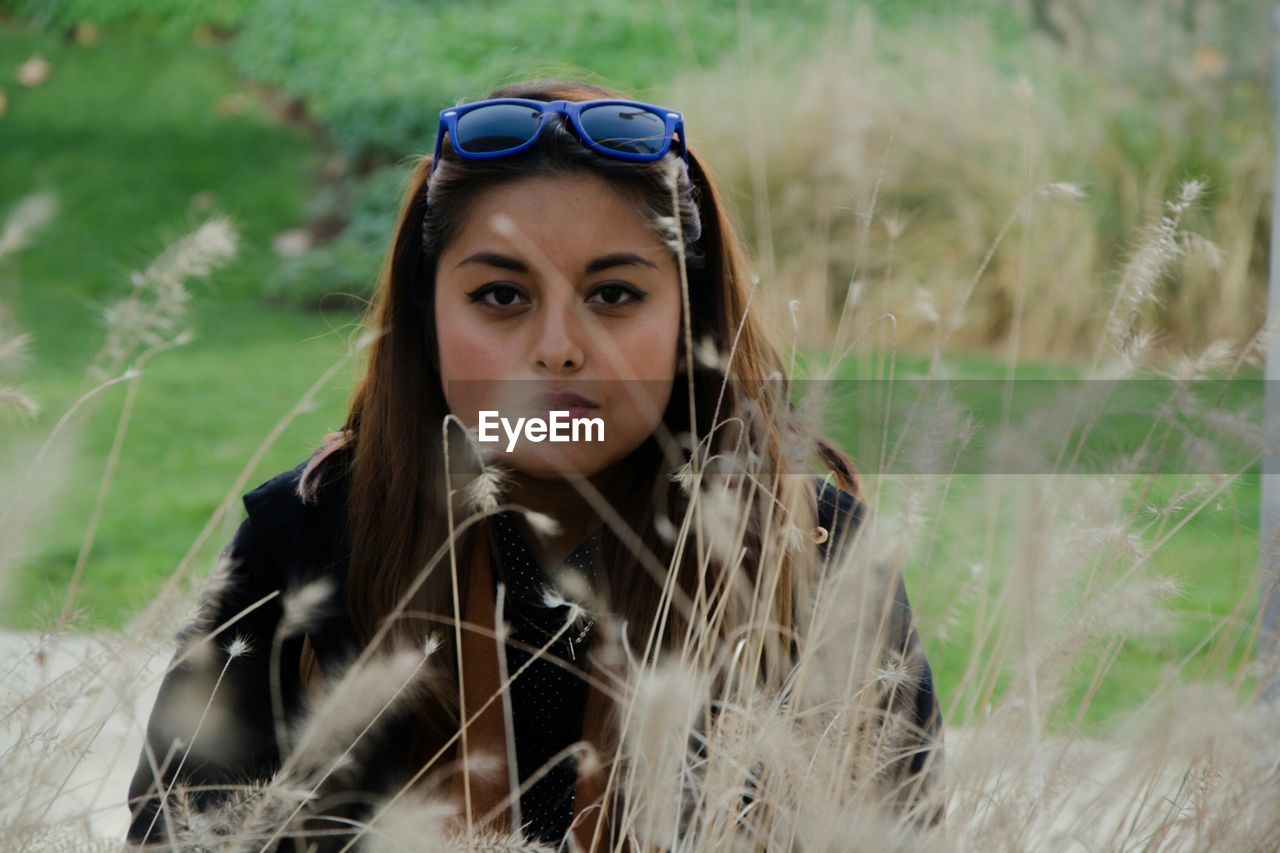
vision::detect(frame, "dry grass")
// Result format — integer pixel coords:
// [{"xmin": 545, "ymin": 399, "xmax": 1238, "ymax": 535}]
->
[
  {"xmin": 671, "ymin": 3, "xmax": 1270, "ymax": 361},
  {"xmin": 3, "ymin": 7, "xmax": 1279, "ymax": 846}
]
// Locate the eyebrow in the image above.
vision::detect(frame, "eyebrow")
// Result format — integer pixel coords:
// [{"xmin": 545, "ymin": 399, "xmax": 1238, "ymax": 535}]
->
[{"xmin": 453, "ymin": 250, "xmax": 659, "ymax": 275}]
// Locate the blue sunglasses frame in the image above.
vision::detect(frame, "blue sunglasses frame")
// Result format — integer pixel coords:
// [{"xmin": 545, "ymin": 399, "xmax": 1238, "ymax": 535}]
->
[{"xmin": 431, "ymin": 98, "xmax": 688, "ymax": 175}]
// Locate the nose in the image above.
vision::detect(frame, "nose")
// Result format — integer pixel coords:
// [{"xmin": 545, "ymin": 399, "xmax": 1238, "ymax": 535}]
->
[{"xmin": 530, "ymin": 297, "xmax": 586, "ymax": 373}]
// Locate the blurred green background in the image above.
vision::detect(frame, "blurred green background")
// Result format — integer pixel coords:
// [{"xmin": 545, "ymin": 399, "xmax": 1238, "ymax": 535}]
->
[{"xmin": 0, "ymin": 0, "xmax": 1270, "ymax": 732}]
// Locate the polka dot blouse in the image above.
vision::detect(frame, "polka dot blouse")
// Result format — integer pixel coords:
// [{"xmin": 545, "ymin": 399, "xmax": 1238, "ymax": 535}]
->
[{"xmin": 488, "ymin": 509, "xmax": 602, "ymax": 848}]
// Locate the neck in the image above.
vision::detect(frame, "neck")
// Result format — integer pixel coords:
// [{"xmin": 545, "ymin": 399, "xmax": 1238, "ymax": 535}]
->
[
  {"xmin": 502, "ymin": 462, "xmax": 621, "ymax": 572},
  {"xmin": 504, "ymin": 473, "xmax": 603, "ymax": 519}
]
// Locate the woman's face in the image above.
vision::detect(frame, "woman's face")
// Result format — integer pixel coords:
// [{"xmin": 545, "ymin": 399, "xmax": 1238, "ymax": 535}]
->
[{"xmin": 434, "ymin": 171, "xmax": 684, "ymax": 481}]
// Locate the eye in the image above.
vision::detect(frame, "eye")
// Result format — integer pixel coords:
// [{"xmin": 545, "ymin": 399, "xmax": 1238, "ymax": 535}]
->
[
  {"xmin": 466, "ymin": 283, "xmax": 529, "ymax": 310},
  {"xmin": 587, "ymin": 282, "xmax": 647, "ymax": 307}
]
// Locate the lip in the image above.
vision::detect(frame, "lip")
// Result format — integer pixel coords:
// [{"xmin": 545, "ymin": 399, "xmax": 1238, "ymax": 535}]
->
[{"xmin": 541, "ymin": 390, "xmax": 600, "ymax": 411}]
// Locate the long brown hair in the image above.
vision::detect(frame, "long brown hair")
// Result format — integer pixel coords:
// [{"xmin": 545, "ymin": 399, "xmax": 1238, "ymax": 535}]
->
[{"xmin": 297, "ymin": 77, "xmax": 860, "ymax": 781}]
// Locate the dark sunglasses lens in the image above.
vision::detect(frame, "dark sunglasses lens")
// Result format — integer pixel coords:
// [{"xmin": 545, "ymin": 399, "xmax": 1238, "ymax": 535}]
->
[
  {"xmin": 578, "ymin": 105, "xmax": 668, "ymax": 156},
  {"xmin": 453, "ymin": 104, "xmax": 542, "ymax": 154}
]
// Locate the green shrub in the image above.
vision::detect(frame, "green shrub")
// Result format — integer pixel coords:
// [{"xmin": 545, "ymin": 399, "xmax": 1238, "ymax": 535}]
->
[
  {"xmin": 1, "ymin": 0, "xmax": 255, "ymax": 36},
  {"xmin": 262, "ymin": 162, "xmax": 412, "ymax": 312},
  {"xmin": 228, "ymin": 0, "xmax": 839, "ymax": 160},
  {"xmin": 5, "ymin": 0, "xmax": 1027, "ymax": 160},
  {"xmin": 263, "ymin": 236, "xmax": 380, "ymax": 313},
  {"xmin": 343, "ymin": 162, "xmax": 415, "ymax": 246}
]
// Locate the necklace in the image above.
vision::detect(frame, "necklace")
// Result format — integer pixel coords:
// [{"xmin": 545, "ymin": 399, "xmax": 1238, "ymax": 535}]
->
[
  {"xmin": 511, "ymin": 601, "xmax": 596, "ymax": 662},
  {"xmin": 565, "ymin": 615, "xmax": 595, "ymax": 661}
]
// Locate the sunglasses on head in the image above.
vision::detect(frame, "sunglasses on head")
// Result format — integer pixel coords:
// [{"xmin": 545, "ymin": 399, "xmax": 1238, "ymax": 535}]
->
[{"xmin": 431, "ymin": 97, "xmax": 688, "ymax": 175}]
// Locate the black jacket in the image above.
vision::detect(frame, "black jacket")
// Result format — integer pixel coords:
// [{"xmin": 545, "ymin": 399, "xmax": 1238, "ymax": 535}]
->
[{"xmin": 125, "ymin": 456, "xmax": 944, "ymax": 849}]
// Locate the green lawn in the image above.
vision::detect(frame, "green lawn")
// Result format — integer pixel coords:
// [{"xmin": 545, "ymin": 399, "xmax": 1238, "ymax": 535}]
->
[
  {"xmin": 0, "ymin": 23, "xmax": 1261, "ymax": 734},
  {"xmin": 0, "ymin": 26, "xmax": 357, "ymax": 627},
  {"xmin": 909, "ymin": 471, "xmax": 1260, "ymax": 732},
  {"xmin": 795, "ymin": 351, "xmax": 1262, "ymax": 730}
]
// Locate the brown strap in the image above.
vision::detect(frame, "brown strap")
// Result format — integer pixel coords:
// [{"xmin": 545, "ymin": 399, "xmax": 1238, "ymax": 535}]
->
[
  {"xmin": 299, "ymin": 633, "xmax": 325, "ymax": 701},
  {"xmin": 446, "ymin": 527, "xmax": 517, "ymax": 836}
]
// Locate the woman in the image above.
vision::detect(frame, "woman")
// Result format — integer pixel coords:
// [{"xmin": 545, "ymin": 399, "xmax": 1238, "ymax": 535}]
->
[{"xmin": 126, "ymin": 78, "xmax": 943, "ymax": 851}]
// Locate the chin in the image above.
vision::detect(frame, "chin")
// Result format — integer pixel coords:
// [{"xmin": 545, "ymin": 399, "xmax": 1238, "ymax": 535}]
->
[{"xmin": 504, "ymin": 444, "xmax": 617, "ymax": 481}]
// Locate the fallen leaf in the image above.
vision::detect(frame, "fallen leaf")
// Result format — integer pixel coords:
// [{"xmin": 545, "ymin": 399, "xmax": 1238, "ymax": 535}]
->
[
  {"xmin": 74, "ymin": 21, "xmax": 99, "ymax": 45},
  {"xmin": 16, "ymin": 55, "xmax": 52, "ymax": 88},
  {"xmin": 216, "ymin": 92, "xmax": 250, "ymax": 117},
  {"xmin": 273, "ymin": 228, "xmax": 313, "ymax": 258},
  {"xmin": 1192, "ymin": 46, "xmax": 1226, "ymax": 79},
  {"xmin": 191, "ymin": 191, "xmax": 217, "ymax": 213}
]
